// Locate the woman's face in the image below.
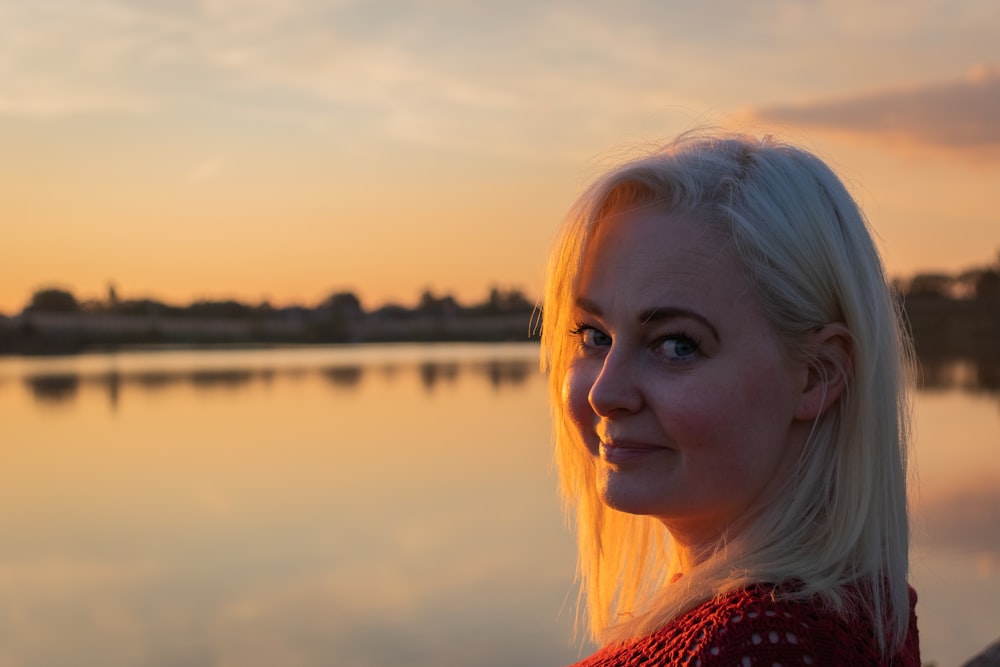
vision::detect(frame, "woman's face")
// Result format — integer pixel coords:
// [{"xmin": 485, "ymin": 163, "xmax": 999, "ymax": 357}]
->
[{"xmin": 564, "ymin": 204, "xmax": 813, "ymax": 554}]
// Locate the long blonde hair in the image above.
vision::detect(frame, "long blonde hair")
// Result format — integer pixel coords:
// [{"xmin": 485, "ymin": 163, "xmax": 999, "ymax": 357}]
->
[{"xmin": 540, "ymin": 132, "xmax": 914, "ymax": 654}]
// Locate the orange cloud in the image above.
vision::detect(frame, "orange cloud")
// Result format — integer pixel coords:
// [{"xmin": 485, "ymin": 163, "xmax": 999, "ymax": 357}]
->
[{"xmin": 752, "ymin": 66, "xmax": 1000, "ymax": 155}]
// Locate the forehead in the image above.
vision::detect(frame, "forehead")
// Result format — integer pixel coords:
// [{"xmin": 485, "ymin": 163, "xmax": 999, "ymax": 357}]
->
[{"xmin": 578, "ymin": 205, "xmax": 748, "ymax": 304}]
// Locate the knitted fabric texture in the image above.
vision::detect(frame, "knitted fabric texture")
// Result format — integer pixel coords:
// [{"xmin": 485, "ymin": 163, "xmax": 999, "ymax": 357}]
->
[{"xmin": 567, "ymin": 585, "xmax": 920, "ymax": 667}]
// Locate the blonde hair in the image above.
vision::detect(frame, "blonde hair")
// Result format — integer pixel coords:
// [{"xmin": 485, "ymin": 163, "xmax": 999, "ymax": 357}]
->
[{"xmin": 540, "ymin": 132, "xmax": 914, "ymax": 654}]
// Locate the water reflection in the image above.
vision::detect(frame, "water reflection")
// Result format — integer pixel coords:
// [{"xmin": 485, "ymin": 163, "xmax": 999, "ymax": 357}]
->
[
  {"xmin": 0, "ymin": 343, "xmax": 580, "ymax": 667},
  {"xmin": 1, "ymin": 344, "xmax": 997, "ymax": 667},
  {"xmin": 132, "ymin": 370, "xmax": 178, "ymax": 392},
  {"xmin": 24, "ymin": 373, "xmax": 80, "ymax": 403},
  {"xmin": 474, "ymin": 359, "xmax": 535, "ymax": 389},
  {"xmin": 22, "ymin": 354, "xmax": 1000, "ymax": 409},
  {"xmin": 320, "ymin": 365, "xmax": 364, "ymax": 388},
  {"xmin": 19, "ymin": 354, "xmax": 540, "ymax": 407},
  {"xmin": 919, "ymin": 479, "xmax": 1000, "ymax": 557},
  {"xmin": 918, "ymin": 356, "xmax": 1000, "ymax": 395},
  {"xmin": 419, "ymin": 361, "xmax": 460, "ymax": 390},
  {"xmin": 912, "ymin": 356, "xmax": 1000, "ymax": 563},
  {"xmin": 189, "ymin": 369, "xmax": 257, "ymax": 389}
]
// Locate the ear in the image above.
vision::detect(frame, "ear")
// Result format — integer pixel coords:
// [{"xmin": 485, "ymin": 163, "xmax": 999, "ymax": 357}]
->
[{"xmin": 795, "ymin": 323, "xmax": 853, "ymax": 421}]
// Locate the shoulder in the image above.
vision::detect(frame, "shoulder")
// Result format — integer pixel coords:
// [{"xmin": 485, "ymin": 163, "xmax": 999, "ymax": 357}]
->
[
  {"xmin": 676, "ymin": 585, "xmax": 920, "ymax": 667},
  {"xmin": 688, "ymin": 585, "xmax": 848, "ymax": 666},
  {"xmin": 567, "ymin": 585, "xmax": 920, "ymax": 667}
]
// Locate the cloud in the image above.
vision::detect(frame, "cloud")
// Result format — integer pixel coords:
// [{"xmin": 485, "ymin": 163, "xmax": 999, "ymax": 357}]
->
[
  {"xmin": 0, "ymin": 89, "xmax": 148, "ymax": 117},
  {"xmin": 0, "ymin": 0, "xmax": 564, "ymax": 153},
  {"xmin": 4, "ymin": 0, "xmax": 997, "ymax": 166},
  {"xmin": 0, "ymin": 2, "xmax": 166, "ymax": 116},
  {"xmin": 752, "ymin": 66, "xmax": 1000, "ymax": 151}
]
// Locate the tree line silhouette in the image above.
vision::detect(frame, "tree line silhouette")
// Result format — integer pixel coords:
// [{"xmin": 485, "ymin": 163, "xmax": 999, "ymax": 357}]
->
[
  {"xmin": 896, "ymin": 254, "xmax": 1000, "ymax": 363},
  {"xmin": 0, "ymin": 285, "xmax": 539, "ymax": 354},
  {"xmin": 1, "ymin": 252, "xmax": 998, "ymax": 359},
  {"xmin": 16, "ymin": 284, "xmax": 535, "ymax": 319}
]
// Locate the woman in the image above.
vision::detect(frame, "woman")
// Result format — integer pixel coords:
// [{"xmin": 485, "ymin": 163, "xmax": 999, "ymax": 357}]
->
[{"xmin": 541, "ymin": 132, "xmax": 920, "ymax": 666}]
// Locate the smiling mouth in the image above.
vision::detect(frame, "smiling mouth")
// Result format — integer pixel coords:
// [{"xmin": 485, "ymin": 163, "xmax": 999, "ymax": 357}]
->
[{"xmin": 599, "ymin": 440, "xmax": 664, "ymax": 465}]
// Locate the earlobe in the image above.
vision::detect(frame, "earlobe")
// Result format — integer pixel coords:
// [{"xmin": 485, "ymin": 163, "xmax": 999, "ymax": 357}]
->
[{"xmin": 795, "ymin": 323, "xmax": 853, "ymax": 421}]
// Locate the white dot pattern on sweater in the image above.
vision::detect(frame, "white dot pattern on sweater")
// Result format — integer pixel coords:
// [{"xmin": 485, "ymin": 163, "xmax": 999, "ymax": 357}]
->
[{"xmin": 565, "ymin": 584, "xmax": 920, "ymax": 667}]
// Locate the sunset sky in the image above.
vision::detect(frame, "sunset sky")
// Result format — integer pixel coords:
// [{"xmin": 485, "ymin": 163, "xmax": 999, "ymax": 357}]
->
[{"xmin": 2, "ymin": 0, "xmax": 999, "ymax": 315}]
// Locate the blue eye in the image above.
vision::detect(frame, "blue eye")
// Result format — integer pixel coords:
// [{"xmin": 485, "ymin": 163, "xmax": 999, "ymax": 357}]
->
[
  {"xmin": 570, "ymin": 324, "xmax": 611, "ymax": 349},
  {"xmin": 659, "ymin": 335, "xmax": 699, "ymax": 360}
]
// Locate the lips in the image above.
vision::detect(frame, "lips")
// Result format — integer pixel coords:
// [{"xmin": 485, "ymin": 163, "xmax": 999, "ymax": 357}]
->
[{"xmin": 598, "ymin": 439, "xmax": 664, "ymax": 465}]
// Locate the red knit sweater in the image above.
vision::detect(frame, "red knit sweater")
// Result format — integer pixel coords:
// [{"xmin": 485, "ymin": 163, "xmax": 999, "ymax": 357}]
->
[{"xmin": 567, "ymin": 585, "xmax": 920, "ymax": 666}]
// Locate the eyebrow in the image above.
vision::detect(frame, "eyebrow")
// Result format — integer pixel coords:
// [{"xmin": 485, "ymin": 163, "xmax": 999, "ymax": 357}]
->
[{"xmin": 575, "ymin": 297, "xmax": 720, "ymax": 342}]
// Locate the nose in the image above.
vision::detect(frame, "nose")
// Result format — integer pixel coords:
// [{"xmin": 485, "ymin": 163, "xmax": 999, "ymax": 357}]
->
[{"xmin": 588, "ymin": 348, "xmax": 642, "ymax": 416}]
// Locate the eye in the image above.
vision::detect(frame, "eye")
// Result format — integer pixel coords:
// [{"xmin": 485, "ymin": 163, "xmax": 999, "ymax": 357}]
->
[
  {"xmin": 570, "ymin": 324, "xmax": 611, "ymax": 350},
  {"xmin": 658, "ymin": 334, "xmax": 699, "ymax": 360}
]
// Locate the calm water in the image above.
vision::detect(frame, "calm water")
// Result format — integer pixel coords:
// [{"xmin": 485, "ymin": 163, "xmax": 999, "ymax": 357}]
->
[{"xmin": 0, "ymin": 343, "xmax": 997, "ymax": 667}]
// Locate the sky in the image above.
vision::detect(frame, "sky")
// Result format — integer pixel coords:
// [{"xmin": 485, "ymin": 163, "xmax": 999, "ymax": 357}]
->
[{"xmin": 2, "ymin": 0, "xmax": 999, "ymax": 315}]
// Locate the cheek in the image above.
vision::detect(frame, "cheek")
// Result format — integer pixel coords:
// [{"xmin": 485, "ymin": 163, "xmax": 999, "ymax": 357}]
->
[
  {"xmin": 563, "ymin": 364, "xmax": 598, "ymax": 446},
  {"xmin": 654, "ymin": 381, "xmax": 758, "ymax": 455},
  {"xmin": 680, "ymin": 380, "xmax": 796, "ymax": 468}
]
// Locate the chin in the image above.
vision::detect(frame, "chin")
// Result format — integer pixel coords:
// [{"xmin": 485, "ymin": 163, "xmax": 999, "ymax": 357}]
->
[{"xmin": 597, "ymin": 475, "xmax": 673, "ymax": 518}]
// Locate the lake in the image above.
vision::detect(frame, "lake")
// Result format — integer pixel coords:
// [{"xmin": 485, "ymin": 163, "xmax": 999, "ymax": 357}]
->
[{"xmin": 0, "ymin": 343, "xmax": 997, "ymax": 667}]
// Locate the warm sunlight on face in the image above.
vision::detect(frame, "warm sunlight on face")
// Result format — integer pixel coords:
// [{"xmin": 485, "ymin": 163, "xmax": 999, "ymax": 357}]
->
[{"xmin": 563, "ymin": 205, "xmax": 812, "ymax": 557}]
